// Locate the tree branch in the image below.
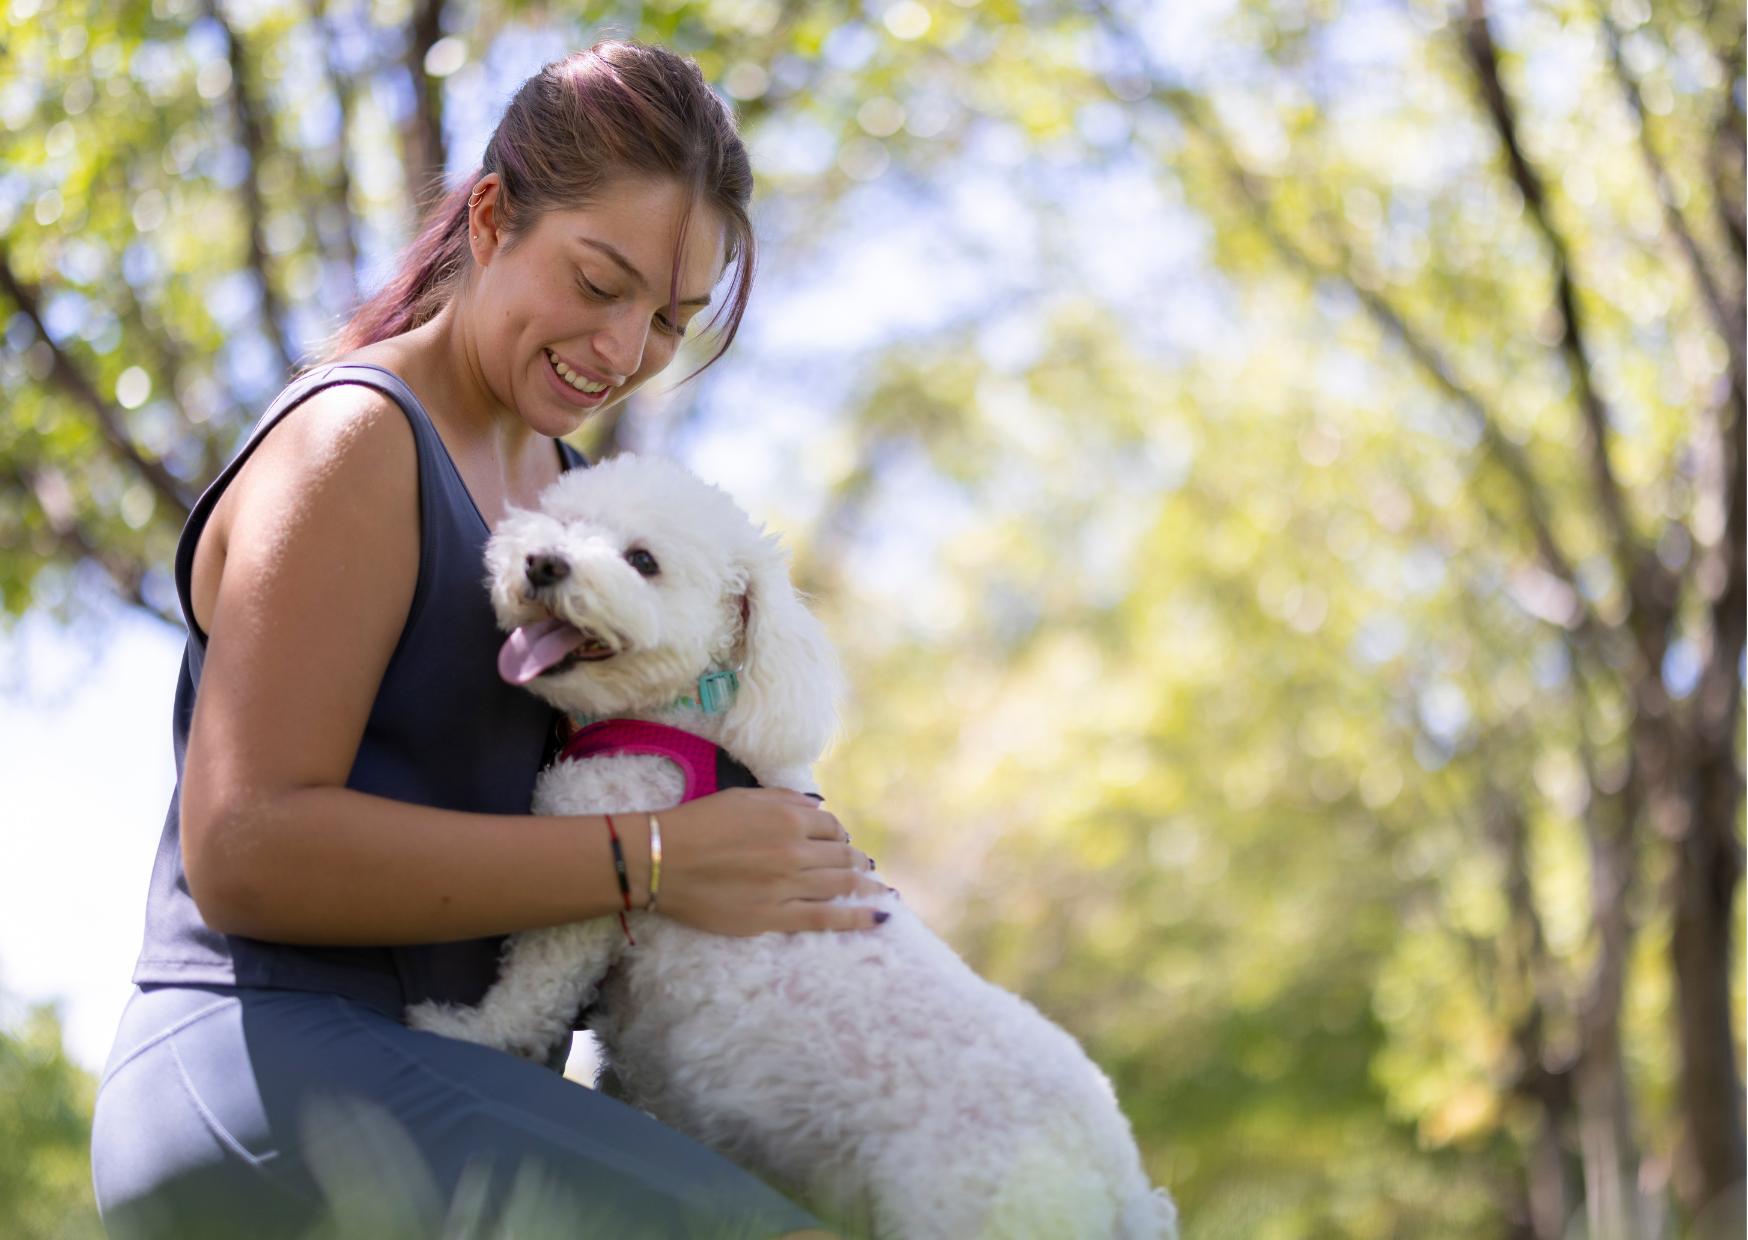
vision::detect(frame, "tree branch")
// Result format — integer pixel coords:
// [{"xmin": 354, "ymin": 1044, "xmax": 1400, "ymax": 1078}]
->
[
  {"xmin": 1700, "ymin": 1, "xmax": 1746, "ymax": 261},
  {"xmin": 110, "ymin": 276, "xmax": 244, "ymax": 489},
  {"xmin": 199, "ymin": 0, "xmax": 300, "ymax": 379},
  {"xmin": 1208, "ymin": 124, "xmax": 1612, "ymax": 650},
  {"xmin": 1687, "ymin": 356, "xmax": 1745, "ymax": 798},
  {"xmin": 1593, "ymin": 3, "xmax": 1746, "ymax": 399},
  {"xmin": 0, "ymin": 459, "xmax": 179, "ymax": 626},
  {"xmin": 1082, "ymin": 0, "xmax": 1617, "ymax": 656},
  {"xmin": 1708, "ymin": 100, "xmax": 1746, "ymax": 263},
  {"xmin": 401, "ymin": 0, "xmax": 448, "ymax": 214},
  {"xmin": 1460, "ymin": 0, "xmax": 1641, "ymax": 590},
  {"xmin": 0, "ymin": 245, "xmax": 196, "ymax": 519},
  {"xmin": 304, "ymin": 0, "xmax": 363, "ymax": 310}
]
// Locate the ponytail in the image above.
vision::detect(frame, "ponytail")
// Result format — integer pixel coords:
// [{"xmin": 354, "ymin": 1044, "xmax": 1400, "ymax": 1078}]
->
[{"xmin": 311, "ymin": 177, "xmax": 475, "ymax": 368}]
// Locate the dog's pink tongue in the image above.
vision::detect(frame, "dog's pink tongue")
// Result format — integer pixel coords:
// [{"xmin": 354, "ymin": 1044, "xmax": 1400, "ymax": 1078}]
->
[{"xmin": 498, "ymin": 617, "xmax": 588, "ymax": 685}]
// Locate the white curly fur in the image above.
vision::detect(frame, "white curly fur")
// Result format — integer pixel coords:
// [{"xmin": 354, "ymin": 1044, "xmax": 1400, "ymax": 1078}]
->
[{"xmin": 405, "ymin": 453, "xmax": 1179, "ymax": 1240}]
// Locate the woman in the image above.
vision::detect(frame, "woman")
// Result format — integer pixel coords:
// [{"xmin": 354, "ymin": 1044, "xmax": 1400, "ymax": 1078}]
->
[{"xmin": 90, "ymin": 41, "xmax": 886, "ymax": 1240}]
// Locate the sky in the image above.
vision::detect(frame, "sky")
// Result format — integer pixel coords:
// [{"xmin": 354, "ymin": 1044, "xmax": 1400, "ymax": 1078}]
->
[{"xmin": 0, "ymin": 606, "xmax": 183, "ymax": 1071}]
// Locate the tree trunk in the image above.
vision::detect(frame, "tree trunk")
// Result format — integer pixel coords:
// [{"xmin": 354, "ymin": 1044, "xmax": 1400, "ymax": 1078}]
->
[
  {"xmin": 1496, "ymin": 789, "xmax": 1581, "ymax": 1240},
  {"xmin": 1576, "ymin": 1035, "xmax": 1649, "ymax": 1240},
  {"xmin": 1667, "ymin": 294, "xmax": 1746, "ymax": 1230},
  {"xmin": 1524, "ymin": 1108, "xmax": 1575, "ymax": 1240},
  {"xmin": 1576, "ymin": 780, "xmax": 1650, "ymax": 1240},
  {"xmin": 1668, "ymin": 759, "xmax": 1746, "ymax": 1229},
  {"xmin": 401, "ymin": 0, "xmax": 448, "ymax": 214}
]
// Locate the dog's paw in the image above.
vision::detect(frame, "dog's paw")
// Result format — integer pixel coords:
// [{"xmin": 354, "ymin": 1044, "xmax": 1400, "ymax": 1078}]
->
[
  {"xmin": 406, "ymin": 1001, "xmax": 495, "ymax": 1048},
  {"xmin": 408, "ymin": 1002, "xmax": 555, "ymax": 1064}
]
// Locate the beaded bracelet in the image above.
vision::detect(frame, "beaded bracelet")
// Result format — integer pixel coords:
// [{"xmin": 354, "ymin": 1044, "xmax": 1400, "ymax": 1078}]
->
[
  {"xmin": 645, "ymin": 813, "xmax": 662, "ymax": 913},
  {"xmin": 602, "ymin": 814, "xmax": 635, "ymax": 947}
]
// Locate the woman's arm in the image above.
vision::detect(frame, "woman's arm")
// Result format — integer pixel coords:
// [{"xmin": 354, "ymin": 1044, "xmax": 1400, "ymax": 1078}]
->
[
  {"xmin": 180, "ymin": 387, "xmax": 884, "ymax": 946},
  {"xmin": 193, "ymin": 779, "xmax": 867, "ymax": 946}
]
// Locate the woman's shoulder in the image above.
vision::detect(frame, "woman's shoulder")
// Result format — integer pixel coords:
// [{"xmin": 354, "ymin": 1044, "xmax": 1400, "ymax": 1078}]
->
[
  {"xmin": 224, "ymin": 356, "xmax": 422, "ymax": 516},
  {"xmin": 278, "ymin": 340, "xmax": 429, "ymax": 438},
  {"xmin": 292, "ymin": 345, "xmax": 416, "ymax": 411},
  {"xmin": 265, "ymin": 373, "xmax": 415, "ymax": 464},
  {"xmin": 298, "ymin": 341, "xmax": 455, "ymax": 437},
  {"xmin": 187, "ymin": 353, "xmax": 422, "ymax": 639}
]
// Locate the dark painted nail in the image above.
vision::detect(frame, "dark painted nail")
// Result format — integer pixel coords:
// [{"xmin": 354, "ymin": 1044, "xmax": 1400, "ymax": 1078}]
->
[
  {"xmin": 873, "ymin": 911, "xmax": 890, "ymax": 924},
  {"xmin": 868, "ymin": 856, "xmax": 877, "ymax": 869}
]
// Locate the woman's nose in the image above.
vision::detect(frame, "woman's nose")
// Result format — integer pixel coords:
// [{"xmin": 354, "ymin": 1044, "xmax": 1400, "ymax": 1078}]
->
[{"xmin": 593, "ymin": 311, "xmax": 648, "ymax": 380}]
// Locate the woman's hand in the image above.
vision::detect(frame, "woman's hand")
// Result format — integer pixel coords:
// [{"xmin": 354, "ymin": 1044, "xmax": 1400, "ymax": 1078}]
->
[{"xmin": 648, "ymin": 788, "xmax": 891, "ymax": 936}]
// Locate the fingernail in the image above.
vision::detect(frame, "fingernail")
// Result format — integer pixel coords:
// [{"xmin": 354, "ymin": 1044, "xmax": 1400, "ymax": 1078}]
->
[
  {"xmin": 873, "ymin": 911, "xmax": 890, "ymax": 924},
  {"xmin": 867, "ymin": 857, "xmax": 877, "ymax": 870}
]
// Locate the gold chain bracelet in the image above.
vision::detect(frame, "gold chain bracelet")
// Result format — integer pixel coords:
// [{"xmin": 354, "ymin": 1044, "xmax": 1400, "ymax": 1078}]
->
[{"xmin": 645, "ymin": 813, "xmax": 662, "ymax": 912}]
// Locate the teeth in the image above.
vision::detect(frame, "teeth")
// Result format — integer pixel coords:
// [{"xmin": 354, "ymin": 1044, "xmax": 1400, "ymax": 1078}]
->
[{"xmin": 547, "ymin": 350, "xmax": 608, "ymax": 394}]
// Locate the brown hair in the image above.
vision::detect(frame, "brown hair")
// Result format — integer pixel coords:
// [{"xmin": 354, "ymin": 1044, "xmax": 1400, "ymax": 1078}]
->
[{"xmin": 319, "ymin": 40, "xmax": 755, "ymax": 384}]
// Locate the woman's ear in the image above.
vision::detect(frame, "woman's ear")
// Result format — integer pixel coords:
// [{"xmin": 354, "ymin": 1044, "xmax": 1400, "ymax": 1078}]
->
[{"xmin": 719, "ymin": 531, "xmax": 842, "ymax": 772}]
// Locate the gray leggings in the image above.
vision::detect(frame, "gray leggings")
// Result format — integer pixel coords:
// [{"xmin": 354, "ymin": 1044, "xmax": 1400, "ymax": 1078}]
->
[{"xmin": 89, "ymin": 983, "xmax": 825, "ymax": 1239}]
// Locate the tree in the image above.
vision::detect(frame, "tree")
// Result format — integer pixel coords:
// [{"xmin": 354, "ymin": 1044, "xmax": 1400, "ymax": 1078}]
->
[{"xmin": 0, "ymin": 989, "xmax": 104, "ymax": 1238}]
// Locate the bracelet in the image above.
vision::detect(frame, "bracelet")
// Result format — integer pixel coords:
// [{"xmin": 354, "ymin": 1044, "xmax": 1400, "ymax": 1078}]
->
[
  {"xmin": 645, "ymin": 813, "xmax": 662, "ymax": 913},
  {"xmin": 602, "ymin": 814, "xmax": 636, "ymax": 947}
]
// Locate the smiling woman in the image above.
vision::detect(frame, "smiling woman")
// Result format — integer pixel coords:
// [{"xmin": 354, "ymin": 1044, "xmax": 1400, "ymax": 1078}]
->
[
  {"xmin": 88, "ymin": 39, "xmax": 879, "ymax": 1240},
  {"xmin": 330, "ymin": 40, "xmax": 756, "ymax": 389}
]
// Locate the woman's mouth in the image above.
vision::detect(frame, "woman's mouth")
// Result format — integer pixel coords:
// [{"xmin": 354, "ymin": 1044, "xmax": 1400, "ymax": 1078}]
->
[{"xmin": 544, "ymin": 349, "xmax": 612, "ymax": 408}]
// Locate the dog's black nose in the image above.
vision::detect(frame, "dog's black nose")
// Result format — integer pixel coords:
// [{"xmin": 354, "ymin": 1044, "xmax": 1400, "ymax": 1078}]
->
[{"xmin": 525, "ymin": 553, "xmax": 570, "ymax": 588}]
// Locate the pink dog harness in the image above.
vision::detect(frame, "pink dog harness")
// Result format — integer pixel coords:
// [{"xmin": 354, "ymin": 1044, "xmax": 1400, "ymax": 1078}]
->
[{"xmin": 558, "ymin": 718, "xmax": 762, "ymax": 802}]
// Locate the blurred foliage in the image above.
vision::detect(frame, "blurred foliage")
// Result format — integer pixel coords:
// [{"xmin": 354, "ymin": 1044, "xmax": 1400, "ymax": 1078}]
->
[
  {"xmin": 0, "ymin": 995, "xmax": 103, "ymax": 1239},
  {"xmin": 2, "ymin": 0, "xmax": 1744, "ymax": 1236}
]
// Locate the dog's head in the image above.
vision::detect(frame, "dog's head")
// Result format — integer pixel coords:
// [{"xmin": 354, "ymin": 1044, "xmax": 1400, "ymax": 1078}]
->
[{"xmin": 485, "ymin": 453, "xmax": 841, "ymax": 771}]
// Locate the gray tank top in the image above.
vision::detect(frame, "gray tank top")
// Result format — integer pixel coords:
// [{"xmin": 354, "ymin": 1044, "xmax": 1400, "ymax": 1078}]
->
[{"xmin": 131, "ymin": 362, "xmax": 586, "ymax": 1026}]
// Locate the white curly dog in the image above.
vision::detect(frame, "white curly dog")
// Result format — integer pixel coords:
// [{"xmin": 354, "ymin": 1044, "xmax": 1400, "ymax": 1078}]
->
[{"xmin": 407, "ymin": 453, "xmax": 1179, "ymax": 1240}]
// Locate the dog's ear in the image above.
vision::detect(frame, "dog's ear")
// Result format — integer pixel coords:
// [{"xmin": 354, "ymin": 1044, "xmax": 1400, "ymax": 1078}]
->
[{"xmin": 719, "ymin": 530, "xmax": 842, "ymax": 773}]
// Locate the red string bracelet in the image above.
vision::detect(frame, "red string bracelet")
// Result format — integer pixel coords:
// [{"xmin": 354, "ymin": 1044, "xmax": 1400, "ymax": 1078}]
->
[{"xmin": 603, "ymin": 814, "xmax": 636, "ymax": 947}]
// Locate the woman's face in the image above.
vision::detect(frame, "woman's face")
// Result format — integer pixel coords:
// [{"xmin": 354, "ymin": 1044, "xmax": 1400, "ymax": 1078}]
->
[{"xmin": 466, "ymin": 174, "xmax": 727, "ymax": 436}]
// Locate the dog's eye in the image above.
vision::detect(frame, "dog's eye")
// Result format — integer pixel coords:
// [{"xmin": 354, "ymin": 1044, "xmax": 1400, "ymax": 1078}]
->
[{"xmin": 624, "ymin": 548, "xmax": 660, "ymax": 578}]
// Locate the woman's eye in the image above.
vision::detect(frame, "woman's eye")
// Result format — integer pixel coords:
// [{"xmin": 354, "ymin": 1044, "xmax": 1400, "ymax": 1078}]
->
[
  {"xmin": 577, "ymin": 274, "xmax": 610, "ymax": 300},
  {"xmin": 624, "ymin": 548, "xmax": 660, "ymax": 577},
  {"xmin": 657, "ymin": 314, "xmax": 686, "ymax": 338}
]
